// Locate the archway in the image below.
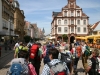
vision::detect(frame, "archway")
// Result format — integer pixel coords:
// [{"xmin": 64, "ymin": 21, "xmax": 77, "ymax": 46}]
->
[
  {"xmin": 57, "ymin": 36, "xmax": 62, "ymax": 41},
  {"xmin": 70, "ymin": 36, "xmax": 75, "ymax": 43}
]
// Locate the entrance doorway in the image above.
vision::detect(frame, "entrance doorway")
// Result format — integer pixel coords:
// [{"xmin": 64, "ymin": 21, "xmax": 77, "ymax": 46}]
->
[{"xmin": 70, "ymin": 36, "xmax": 75, "ymax": 43}]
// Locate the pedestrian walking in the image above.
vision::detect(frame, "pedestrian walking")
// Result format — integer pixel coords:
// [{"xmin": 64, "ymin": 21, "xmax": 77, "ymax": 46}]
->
[
  {"xmin": 4, "ymin": 39, "xmax": 8, "ymax": 52},
  {"xmin": 14, "ymin": 42, "xmax": 24, "ymax": 58},
  {"xmin": 86, "ymin": 48, "xmax": 99, "ymax": 75},
  {"xmin": 41, "ymin": 48, "xmax": 70, "ymax": 75}
]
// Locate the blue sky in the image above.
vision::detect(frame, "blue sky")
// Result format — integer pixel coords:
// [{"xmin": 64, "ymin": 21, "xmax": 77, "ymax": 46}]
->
[{"xmin": 18, "ymin": 0, "xmax": 100, "ymax": 35}]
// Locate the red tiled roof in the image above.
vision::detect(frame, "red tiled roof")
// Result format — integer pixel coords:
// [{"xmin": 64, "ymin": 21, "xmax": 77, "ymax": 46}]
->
[
  {"xmin": 76, "ymin": 5, "xmax": 80, "ymax": 8},
  {"xmin": 82, "ymin": 13, "xmax": 88, "ymax": 17},
  {"xmin": 63, "ymin": 5, "xmax": 68, "ymax": 8},
  {"xmin": 91, "ymin": 21, "xmax": 100, "ymax": 30}
]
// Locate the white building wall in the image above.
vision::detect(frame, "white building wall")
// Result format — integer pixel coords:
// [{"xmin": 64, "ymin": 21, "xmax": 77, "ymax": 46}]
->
[{"xmin": 0, "ymin": 0, "xmax": 2, "ymax": 31}]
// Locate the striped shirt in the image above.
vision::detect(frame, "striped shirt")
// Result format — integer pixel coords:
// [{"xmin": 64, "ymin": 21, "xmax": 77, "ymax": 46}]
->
[{"xmin": 41, "ymin": 59, "xmax": 70, "ymax": 75}]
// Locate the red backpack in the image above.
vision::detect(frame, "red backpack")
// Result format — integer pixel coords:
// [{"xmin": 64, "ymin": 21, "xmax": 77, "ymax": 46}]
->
[{"xmin": 29, "ymin": 44, "xmax": 39, "ymax": 59}]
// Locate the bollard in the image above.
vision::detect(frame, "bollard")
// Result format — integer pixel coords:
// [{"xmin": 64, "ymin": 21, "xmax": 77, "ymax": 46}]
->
[{"xmin": 0, "ymin": 47, "xmax": 1, "ymax": 57}]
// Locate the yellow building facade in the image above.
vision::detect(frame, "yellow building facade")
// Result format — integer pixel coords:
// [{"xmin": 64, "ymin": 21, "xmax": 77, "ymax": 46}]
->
[{"xmin": 14, "ymin": 1, "xmax": 25, "ymax": 41}]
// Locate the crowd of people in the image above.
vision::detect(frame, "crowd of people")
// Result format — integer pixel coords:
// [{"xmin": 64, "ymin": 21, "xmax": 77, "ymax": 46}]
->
[{"xmin": 6, "ymin": 40, "xmax": 100, "ymax": 75}]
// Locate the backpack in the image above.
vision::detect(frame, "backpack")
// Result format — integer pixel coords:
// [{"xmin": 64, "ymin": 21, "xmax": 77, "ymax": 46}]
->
[
  {"xmin": 71, "ymin": 48, "xmax": 78, "ymax": 59},
  {"xmin": 43, "ymin": 45, "xmax": 52, "ymax": 64},
  {"xmin": 84, "ymin": 46, "xmax": 91, "ymax": 56},
  {"xmin": 75, "ymin": 46, "xmax": 82, "ymax": 58},
  {"xmin": 29, "ymin": 44, "xmax": 39, "ymax": 59},
  {"xmin": 96, "ymin": 57, "xmax": 100, "ymax": 74},
  {"xmin": 7, "ymin": 63, "xmax": 23, "ymax": 75},
  {"xmin": 28, "ymin": 63, "xmax": 37, "ymax": 75},
  {"xmin": 88, "ymin": 57, "xmax": 97, "ymax": 75},
  {"xmin": 42, "ymin": 45, "xmax": 46, "ymax": 58},
  {"xmin": 60, "ymin": 52, "xmax": 72, "ymax": 64},
  {"xmin": 7, "ymin": 58, "xmax": 29, "ymax": 75},
  {"xmin": 18, "ymin": 47, "xmax": 28, "ymax": 58},
  {"xmin": 47, "ymin": 62, "xmax": 67, "ymax": 75}
]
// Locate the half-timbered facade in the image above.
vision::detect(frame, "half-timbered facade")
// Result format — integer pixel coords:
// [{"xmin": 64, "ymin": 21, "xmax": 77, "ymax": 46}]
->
[{"xmin": 51, "ymin": 0, "xmax": 89, "ymax": 43}]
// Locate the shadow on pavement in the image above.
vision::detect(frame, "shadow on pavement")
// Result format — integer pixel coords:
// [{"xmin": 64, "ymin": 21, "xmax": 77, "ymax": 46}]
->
[{"xmin": 3, "ymin": 65, "xmax": 10, "ymax": 69}]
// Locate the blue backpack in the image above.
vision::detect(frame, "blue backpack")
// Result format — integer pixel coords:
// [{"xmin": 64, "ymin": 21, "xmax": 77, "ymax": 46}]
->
[
  {"xmin": 43, "ymin": 45, "xmax": 54, "ymax": 64},
  {"xmin": 7, "ymin": 63, "xmax": 23, "ymax": 75}
]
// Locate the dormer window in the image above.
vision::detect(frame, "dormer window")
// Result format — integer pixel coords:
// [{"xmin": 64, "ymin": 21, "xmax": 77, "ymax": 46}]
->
[{"xmin": 64, "ymin": 11, "xmax": 67, "ymax": 16}]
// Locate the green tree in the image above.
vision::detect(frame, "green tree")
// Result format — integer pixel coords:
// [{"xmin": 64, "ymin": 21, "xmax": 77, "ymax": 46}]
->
[
  {"xmin": 62, "ymin": 34, "xmax": 68, "ymax": 42},
  {"xmin": 24, "ymin": 35, "xmax": 31, "ymax": 43}
]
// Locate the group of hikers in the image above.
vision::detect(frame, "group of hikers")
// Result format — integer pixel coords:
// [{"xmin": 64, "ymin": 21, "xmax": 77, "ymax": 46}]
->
[{"xmin": 6, "ymin": 40, "xmax": 100, "ymax": 75}]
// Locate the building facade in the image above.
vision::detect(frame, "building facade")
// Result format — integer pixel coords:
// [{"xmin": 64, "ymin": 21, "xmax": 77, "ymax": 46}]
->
[
  {"xmin": 24, "ymin": 21, "xmax": 31, "ymax": 36},
  {"xmin": 51, "ymin": 0, "xmax": 89, "ymax": 43},
  {"xmin": 14, "ymin": 0, "xmax": 25, "ymax": 41},
  {"xmin": 1, "ymin": 0, "xmax": 15, "ymax": 41},
  {"xmin": 0, "ymin": 0, "xmax": 2, "ymax": 39}
]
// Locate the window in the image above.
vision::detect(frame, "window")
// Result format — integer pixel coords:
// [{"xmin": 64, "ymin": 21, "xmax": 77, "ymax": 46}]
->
[
  {"xmin": 77, "ymin": 20, "xmax": 80, "ymax": 24},
  {"xmin": 77, "ymin": 12, "xmax": 80, "ymax": 16},
  {"xmin": 71, "ymin": 20, "xmax": 74, "ymax": 24},
  {"xmin": 77, "ymin": 27, "xmax": 80, "ymax": 32},
  {"xmin": 64, "ymin": 27, "xmax": 67, "ymax": 32},
  {"xmin": 58, "ymin": 20, "xmax": 61, "ymax": 25},
  {"xmin": 71, "ymin": 27, "xmax": 74, "ymax": 32},
  {"xmin": 64, "ymin": 20, "xmax": 67, "ymax": 24},
  {"xmin": 64, "ymin": 12, "xmax": 67, "ymax": 16},
  {"xmin": 71, "ymin": 11, "xmax": 74, "ymax": 16},
  {"xmin": 58, "ymin": 27, "xmax": 61, "ymax": 32},
  {"xmin": 71, "ymin": 3, "xmax": 73, "ymax": 5},
  {"xmin": 83, "ymin": 20, "xmax": 86, "ymax": 25},
  {"xmin": 83, "ymin": 27, "xmax": 86, "ymax": 32}
]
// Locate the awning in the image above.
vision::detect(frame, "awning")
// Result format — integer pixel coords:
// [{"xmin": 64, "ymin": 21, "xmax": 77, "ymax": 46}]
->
[
  {"xmin": 49, "ymin": 36, "xmax": 56, "ymax": 39},
  {"xmin": 75, "ymin": 37, "xmax": 86, "ymax": 40}
]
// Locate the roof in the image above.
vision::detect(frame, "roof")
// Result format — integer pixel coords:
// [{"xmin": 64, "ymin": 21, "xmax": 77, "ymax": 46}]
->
[
  {"xmin": 82, "ymin": 13, "xmax": 88, "ymax": 17},
  {"xmin": 91, "ymin": 21, "xmax": 100, "ymax": 30},
  {"xmin": 63, "ymin": 5, "xmax": 68, "ymax": 8},
  {"xmin": 53, "ymin": 12, "xmax": 60, "ymax": 17},
  {"xmin": 75, "ymin": 5, "xmax": 80, "ymax": 8},
  {"xmin": 57, "ymin": 12, "xmax": 62, "ymax": 16}
]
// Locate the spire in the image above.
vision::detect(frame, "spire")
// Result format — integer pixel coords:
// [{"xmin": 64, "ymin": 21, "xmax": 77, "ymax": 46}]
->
[{"xmin": 42, "ymin": 28, "xmax": 45, "ymax": 33}]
